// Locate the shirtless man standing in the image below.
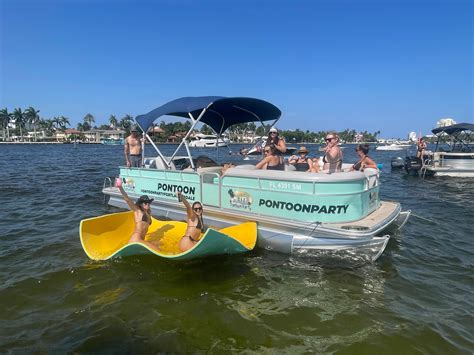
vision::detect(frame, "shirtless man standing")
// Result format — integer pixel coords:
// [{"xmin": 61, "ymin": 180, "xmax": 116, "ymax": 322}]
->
[{"xmin": 124, "ymin": 126, "xmax": 143, "ymax": 168}]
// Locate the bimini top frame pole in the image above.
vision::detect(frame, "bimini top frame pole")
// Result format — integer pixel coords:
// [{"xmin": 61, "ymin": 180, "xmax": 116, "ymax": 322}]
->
[{"xmin": 134, "ymin": 96, "xmax": 282, "ymax": 169}]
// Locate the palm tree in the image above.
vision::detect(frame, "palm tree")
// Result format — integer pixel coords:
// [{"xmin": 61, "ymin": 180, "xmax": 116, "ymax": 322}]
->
[
  {"xmin": 83, "ymin": 113, "xmax": 95, "ymax": 131},
  {"xmin": 109, "ymin": 115, "xmax": 118, "ymax": 129},
  {"xmin": 12, "ymin": 108, "xmax": 26, "ymax": 141},
  {"xmin": 58, "ymin": 116, "xmax": 70, "ymax": 131},
  {"xmin": 119, "ymin": 114, "xmax": 134, "ymax": 131},
  {"xmin": 39, "ymin": 119, "xmax": 54, "ymax": 137},
  {"xmin": 0, "ymin": 108, "xmax": 12, "ymax": 141},
  {"xmin": 51, "ymin": 117, "xmax": 61, "ymax": 132},
  {"xmin": 24, "ymin": 106, "xmax": 40, "ymax": 142}
]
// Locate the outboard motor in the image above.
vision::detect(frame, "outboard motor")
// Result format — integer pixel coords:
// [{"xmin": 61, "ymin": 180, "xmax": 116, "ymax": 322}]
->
[
  {"xmin": 404, "ymin": 156, "xmax": 422, "ymax": 175},
  {"xmin": 391, "ymin": 157, "xmax": 404, "ymax": 169}
]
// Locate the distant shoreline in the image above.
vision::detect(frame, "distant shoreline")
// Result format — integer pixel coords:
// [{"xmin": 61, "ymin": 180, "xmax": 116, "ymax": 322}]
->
[{"xmin": 0, "ymin": 141, "xmax": 378, "ymax": 145}]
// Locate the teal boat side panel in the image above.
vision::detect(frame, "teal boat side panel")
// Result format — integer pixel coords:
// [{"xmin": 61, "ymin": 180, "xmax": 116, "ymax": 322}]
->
[
  {"xmin": 119, "ymin": 170, "xmax": 201, "ymax": 203},
  {"xmin": 117, "ymin": 170, "xmax": 379, "ymax": 223},
  {"xmin": 222, "ymin": 186, "xmax": 375, "ymax": 222},
  {"xmin": 221, "ymin": 176, "xmax": 261, "ymax": 188},
  {"xmin": 110, "ymin": 228, "xmax": 252, "ymax": 260},
  {"xmin": 258, "ymin": 178, "xmax": 315, "ymax": 193},
  {"xmin": 202, "ymin": 183, "xmax": 220, "ymax": 207},
  {"xmin": 314, "ymin": 180, "xmax": 366, "ymax": 194}
]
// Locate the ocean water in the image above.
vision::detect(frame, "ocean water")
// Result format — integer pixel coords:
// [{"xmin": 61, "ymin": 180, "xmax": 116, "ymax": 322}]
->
[{"xmin": 0, "ymin": 143, "xmax": 472, "ymax": 353}]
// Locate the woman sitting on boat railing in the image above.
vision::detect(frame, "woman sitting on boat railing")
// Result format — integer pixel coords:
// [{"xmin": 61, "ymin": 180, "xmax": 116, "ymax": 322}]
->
[
  {"xmin": 350, "ymin": 144, "xmax": 378, "ymax": 172},
  {"xmin": 256, "ymin": 144, "xmax": 285, "ymax": 170},
  {"xmin": 115, "ymin": 178, "xmax": 161, "ymax": 251},
  {"xmin": 177, "ymin": 191, "xmax": 205, "ymax": 252}
]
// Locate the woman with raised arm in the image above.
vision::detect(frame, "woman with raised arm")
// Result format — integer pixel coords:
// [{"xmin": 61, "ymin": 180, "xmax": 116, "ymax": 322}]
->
[
  {"xmin": 177, "ymin": 191, "xmax": 205, "ymax": 252},
  {"xmin": 322, "ymin": 132, "xmax": 343, "ymax": 172},
  {"xmin": 115, "ymin": 178, "xmax": 160, "ymax": 251}
]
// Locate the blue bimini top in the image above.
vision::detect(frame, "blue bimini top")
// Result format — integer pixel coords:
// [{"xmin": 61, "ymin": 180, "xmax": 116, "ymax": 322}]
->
[{"xmin": 135, "ymin": 96, "xmax": 281, "ymax": 134}]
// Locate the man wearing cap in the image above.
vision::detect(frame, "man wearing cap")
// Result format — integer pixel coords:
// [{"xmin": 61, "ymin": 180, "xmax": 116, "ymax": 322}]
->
[{"xmin": 124, "ymin": 125, "xmax": 143, "ymax": 168}]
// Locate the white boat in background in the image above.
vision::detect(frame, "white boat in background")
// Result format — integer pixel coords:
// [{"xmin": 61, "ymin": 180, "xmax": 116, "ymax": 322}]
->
[
  {"xmin": 189, "ymin": 133, "xmax": 229, "ymax": 147},
  {"xmin": 421, "ymin": 123, "xmax": 474, "ymax": 177},
  {"xmin": 376, "ymin": 143, "xmax": 412, "ymax": 151},
  {"xmin": 240, "ymin": 140, "xmax": 297, "ymax": 156}
]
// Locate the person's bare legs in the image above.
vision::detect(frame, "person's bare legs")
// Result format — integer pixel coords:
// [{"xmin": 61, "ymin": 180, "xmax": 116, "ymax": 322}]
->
[
  {"xmin": 178, "ymin": 236, "xmax": 196, "ymax": 252},
  {"xmin": 129, "ymin": 233, "xmax": 160, "ymax": 251}
]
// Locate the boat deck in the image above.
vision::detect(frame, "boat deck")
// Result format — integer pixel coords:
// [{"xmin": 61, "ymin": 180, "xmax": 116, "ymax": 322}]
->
[{"xmin": 325, "ymin": 201, "xmax": 399, "ymax": 231}]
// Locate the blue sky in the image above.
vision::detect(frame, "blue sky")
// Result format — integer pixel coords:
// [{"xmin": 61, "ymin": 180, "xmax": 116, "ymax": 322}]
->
[{"xmin": 1, "ymin": 0, "xmax": 472, "ymax": 138}]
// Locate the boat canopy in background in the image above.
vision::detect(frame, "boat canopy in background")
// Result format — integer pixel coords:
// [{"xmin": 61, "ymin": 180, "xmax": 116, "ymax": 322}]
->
[
  {"xmin": 432, "ymin": 123, "xmax": 474, "ymax": 135},
  {"xmin": 135, "ymin": 96, "xmax": 282, "ymax": 133}
]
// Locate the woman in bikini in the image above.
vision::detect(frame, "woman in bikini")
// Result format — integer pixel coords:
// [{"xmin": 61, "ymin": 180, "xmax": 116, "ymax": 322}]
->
[
  {"xmin": 256, "ymin": 144, "xmax": 285, "ymax": 170},
  {"xmin": 416, "ymin": 137, "xmax": 427, "ymax": 162},
  {"xmin": 288, "ymin": 146, "xmax": 313, "ymax": 172},
  {"xmin": 322, "ymin": 132, "xmax": 343, "ymax": 172},
  {"xmin": 350, "ymin": 144, "xmax": 378, "ymax": 171},
  {"xmin": 115, "ymin": 178, "xmax": 160, "ymax": 251},
  {"xmin": 177, "ymin": 191, "xmax": 205, "ymax": 252}
]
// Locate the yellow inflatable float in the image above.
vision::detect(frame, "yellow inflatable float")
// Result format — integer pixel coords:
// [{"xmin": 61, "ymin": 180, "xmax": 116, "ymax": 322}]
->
[{"xmin": 80, "ymin": 211, "xmax": 257, "ymax": 261}]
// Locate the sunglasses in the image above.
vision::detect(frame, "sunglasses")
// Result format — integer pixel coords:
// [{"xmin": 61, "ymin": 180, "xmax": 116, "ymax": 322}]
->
[
  {"xmin": 325, "ymin": 137, "xmax": 334, "ymax": 142},
  {"xmin": 270, "ymin": 132, "xmax": 277, "ymax": 135},
  {"xmin": 193, "ymin": 207, "xmax": 203, "ymax": 211},
  {"xmin": 264, "ymin": 150, "xmax": 271, "ymax": 153}
]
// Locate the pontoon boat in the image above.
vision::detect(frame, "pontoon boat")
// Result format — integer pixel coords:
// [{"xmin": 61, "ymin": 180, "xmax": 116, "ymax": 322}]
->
[
  {"xmin": 416, "ymin": 123, "xmax": 473, "ymax": 177},
  {"xmin": 102, "ymin": 97, "xmax": 410, "ymax": 261}
]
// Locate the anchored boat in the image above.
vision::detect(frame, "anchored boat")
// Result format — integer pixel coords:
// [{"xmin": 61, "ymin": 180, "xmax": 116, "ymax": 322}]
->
[
  {"xmin": 416, "ymin": 123, "xmax": 474, "ymax": 177},
  {"xmin": 189, "ymin": 133, "xmax": 229, "ymax": 147},
  {"xmin": 102, "ymin": 96, "xmax": 410, "ymax": 261}
]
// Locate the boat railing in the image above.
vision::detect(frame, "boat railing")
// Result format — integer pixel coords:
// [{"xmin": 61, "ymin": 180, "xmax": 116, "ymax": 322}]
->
[{"xmin": 103, "ymin": 177, "xmax": 113, "ymax": 203}]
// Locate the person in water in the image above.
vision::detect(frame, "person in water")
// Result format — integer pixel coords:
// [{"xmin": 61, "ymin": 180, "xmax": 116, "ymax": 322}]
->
[
  {"xmin": 256, "ymin": 144, "xmax": 285, "ymax": 170},
  {"xmin": 115, "ymin": 178, "xmax": 160, "ymax": 251},
  {"xmin": 124, "ymin": 125, "xmax": 143, "ymax": 168},
  {"xmin": 322, "ymin": 132, "xmax": 343, "ymax": 172},
  {"xmin": 288, "ymin": 146, "xmax": 313, "ymax": 172},
  {"xmin": 350, "ymin": 144, "xmax": 378, "ymax": 171},
  {"xmin": 177, "ymin": 191, "xmax": 205, "ymax": 252}
]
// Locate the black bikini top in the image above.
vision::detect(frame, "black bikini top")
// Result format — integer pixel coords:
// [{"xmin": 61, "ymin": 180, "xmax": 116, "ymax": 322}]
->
[
  {"xmin": 141, "ymin": 212, "xmax": 152, "ymax": 225},
  {"xmin": 267, "ymin": 163, "xmax": 285, "ymax": 170},
  {"xmin": 352, "ymin": 160, "xmax": 362, "ymax": 171}
]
